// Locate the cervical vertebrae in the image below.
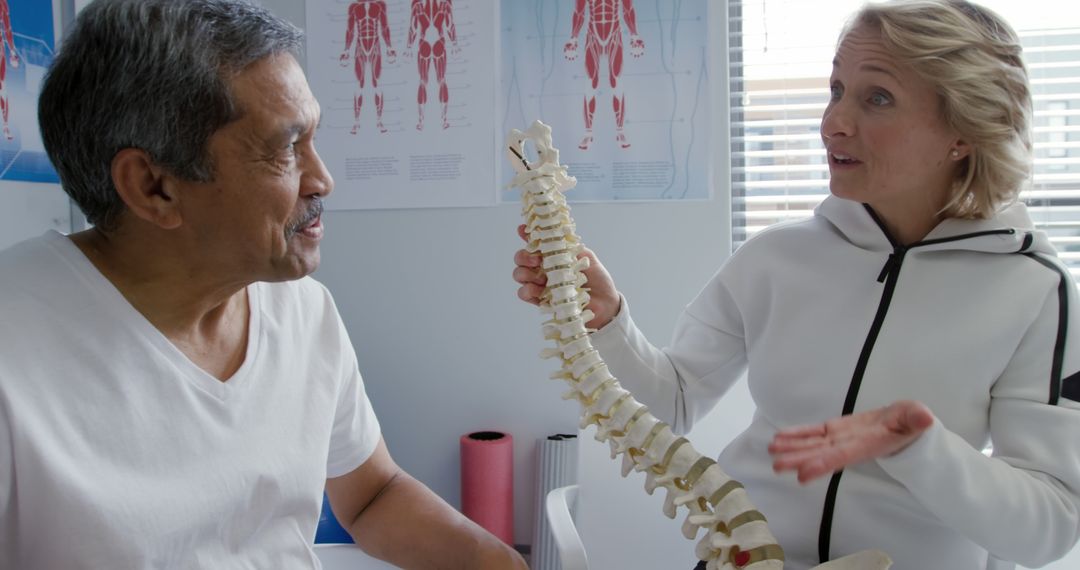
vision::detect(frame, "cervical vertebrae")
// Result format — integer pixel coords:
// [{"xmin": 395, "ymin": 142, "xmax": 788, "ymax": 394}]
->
[{"xmin": 506, "ymin": 120, "xmax": 892, "ymax": 570}]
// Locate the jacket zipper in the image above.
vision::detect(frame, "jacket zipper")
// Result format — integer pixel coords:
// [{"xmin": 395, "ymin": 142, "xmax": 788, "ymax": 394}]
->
[
  {"xmin": 817, "ymin": 207, "xmax": 1017, "ymax": 562},
  {"xmin": 818, "ymin": 243, "xmax": 906, "ymax": 563}
]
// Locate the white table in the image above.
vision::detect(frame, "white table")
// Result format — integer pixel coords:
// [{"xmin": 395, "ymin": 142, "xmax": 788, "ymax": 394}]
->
[{"xmin": 314, "ymin": 544, "xmax": 400, "ymax": 569}]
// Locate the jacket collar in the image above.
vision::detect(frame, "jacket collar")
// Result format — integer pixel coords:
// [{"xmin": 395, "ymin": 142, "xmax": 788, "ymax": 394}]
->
[{"xmin": 814, "ymin": 195, "xmax": 1053, "ymax": 255}]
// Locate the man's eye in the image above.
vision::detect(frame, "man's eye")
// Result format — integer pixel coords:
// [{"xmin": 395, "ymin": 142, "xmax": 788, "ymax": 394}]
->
[{"xmin": 829, "ymin": 84, "xmax": 842, "ymax": 101}]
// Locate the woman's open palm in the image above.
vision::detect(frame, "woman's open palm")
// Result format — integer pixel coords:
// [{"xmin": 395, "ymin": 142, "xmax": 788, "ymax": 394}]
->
[{"xmin": 769, "ymin": 400, "xmax": 935, "ymax": 484}]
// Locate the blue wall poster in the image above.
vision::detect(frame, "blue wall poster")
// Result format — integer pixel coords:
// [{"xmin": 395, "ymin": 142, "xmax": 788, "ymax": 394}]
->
[{"xmin": 0, "ymin": 0, "xmax": 57, "ymax": 183}]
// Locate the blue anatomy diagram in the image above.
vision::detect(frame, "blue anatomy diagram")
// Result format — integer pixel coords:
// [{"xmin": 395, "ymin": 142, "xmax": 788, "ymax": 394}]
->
[
  {"xmin": 501, "ymin": 0, "xmax": 709, "ymax": 201},
  {"xmin": 1, "ymin": 0, "xmax": 57, "ymax": 183}
]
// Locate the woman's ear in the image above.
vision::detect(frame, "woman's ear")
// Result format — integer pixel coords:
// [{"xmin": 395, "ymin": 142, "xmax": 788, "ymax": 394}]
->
[
  {"xmin": 950, "ymin": 139, "xmax": 971, "ymax": 161},
  {"xmin": 110, "ymin": 148, "xmax": 182, "ymax": 230}
]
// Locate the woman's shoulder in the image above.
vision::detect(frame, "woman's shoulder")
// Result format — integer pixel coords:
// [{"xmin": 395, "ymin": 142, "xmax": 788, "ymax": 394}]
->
[{"xmin": 732, "ymin": 215, "xmax": 834, "ymax": 258}]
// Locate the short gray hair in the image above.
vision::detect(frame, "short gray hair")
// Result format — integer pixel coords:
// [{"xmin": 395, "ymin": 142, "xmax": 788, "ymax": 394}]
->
[
  {"xmin": 38, "ymin": 0, "xmax": 304, "ymax": 231},
  {"xmin": 844, "ymin": 0, "xmax": 1032, "ymax": 219}
]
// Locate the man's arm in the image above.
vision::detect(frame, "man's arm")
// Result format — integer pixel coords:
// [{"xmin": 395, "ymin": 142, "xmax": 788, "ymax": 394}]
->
[{"xmin": 325, "ymin": 437, "xmax": 527, "ymax": 569}]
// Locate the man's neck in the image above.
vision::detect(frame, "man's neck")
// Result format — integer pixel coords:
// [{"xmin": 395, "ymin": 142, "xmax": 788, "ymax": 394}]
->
[{"xmin": 69, "ymin": 227, "xmax": 251, "ymax": 381}]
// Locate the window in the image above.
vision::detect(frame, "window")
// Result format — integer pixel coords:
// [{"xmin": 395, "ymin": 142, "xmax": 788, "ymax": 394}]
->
[{"xmin": 729, "ymin": 0, "xmax": 1080, "ymax": 277}]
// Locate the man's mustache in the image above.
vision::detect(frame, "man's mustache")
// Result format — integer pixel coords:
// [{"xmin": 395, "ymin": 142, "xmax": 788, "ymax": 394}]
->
[{"xmin": 286, "ymin": 196, "xmax": 324, "ymax": 237}]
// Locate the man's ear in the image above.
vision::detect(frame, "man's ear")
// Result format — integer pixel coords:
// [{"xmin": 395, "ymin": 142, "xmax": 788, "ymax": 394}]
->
[{"xmin": 110, "ymin": 148, "xmax": 182, "ymax": 230}]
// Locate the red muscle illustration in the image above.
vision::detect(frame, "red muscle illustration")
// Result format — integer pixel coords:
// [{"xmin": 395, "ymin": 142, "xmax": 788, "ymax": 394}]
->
[
  {"xmin": 405, "ymin": 0, "xmax": 458, "ymax": 131},
  {"xmin": 565, "ymin": 0, "xmax": 644, "ymax": 149},
  {"xmin": 0, "ymin": 0, "xmax": 19, "ymax": 141},
  {"xmin": 340, "ymin": 0, "xmax": 395, "ymax": 134}
]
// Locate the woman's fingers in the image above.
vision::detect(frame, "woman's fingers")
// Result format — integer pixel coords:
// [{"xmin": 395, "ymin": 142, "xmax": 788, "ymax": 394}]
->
[
  {"xmin": 516, "ymin": 282, "xmax": 545, "ymax": 305},
  {"xmin": 769, "ymin": 401, "xmax": 935, "ymax": 484},
  {"xmin": 513, "ymin": 247, "xmax": 541, "ymax": 268},
  {"xmin": 768, "ymin": 434, "xmax": 830, "ymax": 454},
  {"xmin": 512, "ymin": 264, "xmax": 545, "ymax": 285}
]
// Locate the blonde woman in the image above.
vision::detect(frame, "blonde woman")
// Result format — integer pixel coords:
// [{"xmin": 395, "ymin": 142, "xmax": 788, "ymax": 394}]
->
[{"xmin": 513, "ymin": 1, "xmax": 1080, "ymax": 568}]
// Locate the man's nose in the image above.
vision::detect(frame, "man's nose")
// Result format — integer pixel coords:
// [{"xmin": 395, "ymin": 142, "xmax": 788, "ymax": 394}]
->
[{"xmin": 302, "ymin": 149, "xmax": 334, "ymax": 199}]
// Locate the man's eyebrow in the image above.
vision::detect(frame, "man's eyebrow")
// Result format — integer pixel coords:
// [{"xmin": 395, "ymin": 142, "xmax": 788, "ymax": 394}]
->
[
  {"xmin": 290, "ymin": 109, "xmax": 322, "ymax": 136},
  {"xmin": 255, "ymin": 125, "xmax": 302, "ymax": 152},
  {"xmin": 269, "ymin": 123, "xmax": 305, "ymax": 144}
]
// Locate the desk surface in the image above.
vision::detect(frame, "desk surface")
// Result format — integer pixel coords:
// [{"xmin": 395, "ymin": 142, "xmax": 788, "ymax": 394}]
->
[{"xmin": 314, "ymin": 544, "xmax": 399, "ymax": 569}]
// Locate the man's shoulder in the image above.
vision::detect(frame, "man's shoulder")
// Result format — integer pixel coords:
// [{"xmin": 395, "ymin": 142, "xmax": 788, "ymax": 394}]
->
[
  {"xmin": 259, "ymin": 275, "xmax": 333, "ymax": 302},
  {"xmin": 255, "ymin": 276, "xmax": 351, "ymax": 350},
  {"xmin": 256, "ymin": 275, "xmax": 340, "ymax": 319},
  {"xmin": 0, "ymin": 234, "xmax": 90, "ymax": 368},
  {"xmin": 0, "ymin": 230, "xmax": 56, "ymax": 264},
  {"xmin": 0, "ymin": 232, "xmax": 68, "ymax": 298}
]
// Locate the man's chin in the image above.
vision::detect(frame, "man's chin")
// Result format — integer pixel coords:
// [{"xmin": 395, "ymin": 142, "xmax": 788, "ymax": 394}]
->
[{"xmin": 266, "ymin": 251, "xmax": 321, "ymax": 282}]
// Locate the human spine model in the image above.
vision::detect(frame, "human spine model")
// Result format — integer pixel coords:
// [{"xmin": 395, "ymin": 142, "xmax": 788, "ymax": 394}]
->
[{"xmin": 506, "ymin": 121, "xmax": 891, "ymax": 570}]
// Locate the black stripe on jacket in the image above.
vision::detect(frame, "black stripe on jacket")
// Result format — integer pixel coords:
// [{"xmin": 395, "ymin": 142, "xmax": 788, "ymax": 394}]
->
[{"xmin": 1023, "ymin": 253, "xmax": 1070, "ymax": 404}]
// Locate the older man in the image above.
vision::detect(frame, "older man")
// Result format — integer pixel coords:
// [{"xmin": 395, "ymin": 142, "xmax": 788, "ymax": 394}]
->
[{"xmin": 0, "ymin": 1, "xmax": 526, "ymax": 568}]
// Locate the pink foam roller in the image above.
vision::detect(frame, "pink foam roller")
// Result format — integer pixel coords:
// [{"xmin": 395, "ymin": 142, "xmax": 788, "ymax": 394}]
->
[{"xmin": 460, "ymin": 431, "xmax": 514, "ymax": 545}]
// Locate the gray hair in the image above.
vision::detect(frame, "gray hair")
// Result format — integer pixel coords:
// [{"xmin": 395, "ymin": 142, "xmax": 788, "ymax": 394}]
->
[
  {"xmin": 843, "ymin": 0, "xmax": 1032, "ymax": 219},
  {"xmin": 38, "ymin": 0, "xmax": 304, "ymax": 231}
]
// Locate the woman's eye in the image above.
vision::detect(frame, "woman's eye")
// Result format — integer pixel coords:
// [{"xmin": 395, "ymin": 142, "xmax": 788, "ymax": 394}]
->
[{"xmin": 869, "ymin": 91, "xmax": 892, "ymax": 106}]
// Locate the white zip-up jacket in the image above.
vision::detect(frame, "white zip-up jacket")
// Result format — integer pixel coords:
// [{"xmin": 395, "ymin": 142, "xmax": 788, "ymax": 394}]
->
[{"xmin": 590, "ymin": 195, "xmax": 1080, "ymax": 570}]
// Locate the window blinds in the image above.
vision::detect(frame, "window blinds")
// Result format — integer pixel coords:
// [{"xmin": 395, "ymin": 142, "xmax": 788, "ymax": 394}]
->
[{"xmin": 728, "ymin": 0, "xmax": 1080, "ymax": 277}]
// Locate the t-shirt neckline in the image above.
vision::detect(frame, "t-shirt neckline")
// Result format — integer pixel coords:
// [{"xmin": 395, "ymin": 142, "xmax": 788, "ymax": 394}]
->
[{"xmin": 46, "ymin": 230, "xmax": 263, "ymax": 401}]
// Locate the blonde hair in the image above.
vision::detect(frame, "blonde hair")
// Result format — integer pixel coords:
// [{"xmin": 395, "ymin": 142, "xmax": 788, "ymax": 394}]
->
[{"xmin": 843, "ymin": 0, "xmax": 1032, "ymax": 219}]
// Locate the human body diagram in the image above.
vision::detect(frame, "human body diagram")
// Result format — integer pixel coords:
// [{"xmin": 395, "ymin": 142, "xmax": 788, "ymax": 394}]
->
[
  {"xmin": 565, "ymin": 0, "xmax": 644, "ymax": 150},
  {"xmin": 340, "ymin": 0, "xmax": 395, "ymax": 134},
  {"xmin": 0, "ymin": 0, "xmax": 20, "ymax": 141},
  {"xmin": 404, "ymin": 0, "xmax": 458, "ymax": 131}
]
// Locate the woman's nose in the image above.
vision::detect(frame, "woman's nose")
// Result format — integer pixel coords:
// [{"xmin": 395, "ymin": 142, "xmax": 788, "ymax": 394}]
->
[{"xmin": 821, "ymin": 99, "xmax": 855, "ymax": 141}]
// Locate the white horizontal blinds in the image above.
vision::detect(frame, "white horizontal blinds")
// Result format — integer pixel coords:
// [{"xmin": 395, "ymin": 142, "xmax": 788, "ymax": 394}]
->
[
  {"xmin": 1024, "ymin": 26, "xmax": 1080, "ymax": 276},
  {"xmin": 729, "ymin": 1, "xmax": 1080, "ymax": 279},
  {"xmin": 729, "ymin": 0, "xmax": 856, "ymax": 249}
]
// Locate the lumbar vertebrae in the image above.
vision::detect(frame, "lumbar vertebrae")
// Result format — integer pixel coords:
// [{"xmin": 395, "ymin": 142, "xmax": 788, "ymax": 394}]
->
[{"xmin": 506, "ymin": 120, "xmax": 891, "ymax": 570}]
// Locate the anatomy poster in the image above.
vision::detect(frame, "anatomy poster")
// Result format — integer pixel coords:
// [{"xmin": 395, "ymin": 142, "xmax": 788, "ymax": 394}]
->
[
  {"xmin": 0, "ymin": 0, "xmax": 57, "ymax": 183},
  {"xmin": 501, "ymin": 0, "xmax": 711, "ymax": 202},
  {"xmin": 306, "ymin": 0, "xmax": 497, "ymax": 210}
]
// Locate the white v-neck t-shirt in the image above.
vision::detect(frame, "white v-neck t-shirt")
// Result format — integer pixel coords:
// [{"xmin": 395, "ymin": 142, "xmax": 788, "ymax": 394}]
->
[{"xmin": 0, "ymin": 231, "xmax": 381, "ymax": 569}]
